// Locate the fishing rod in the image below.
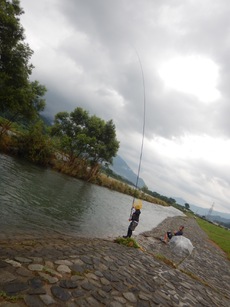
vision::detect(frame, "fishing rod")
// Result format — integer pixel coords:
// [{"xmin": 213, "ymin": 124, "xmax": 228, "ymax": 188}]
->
[{"xmin": 131, "ymin": 48, "xmax": 146, "ymax": 210}]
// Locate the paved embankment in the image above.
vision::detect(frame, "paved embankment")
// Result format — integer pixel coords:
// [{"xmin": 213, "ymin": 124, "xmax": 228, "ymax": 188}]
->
[{"xmin": 0, "ymin": 216, "xmax": 229, "ymax": 306}]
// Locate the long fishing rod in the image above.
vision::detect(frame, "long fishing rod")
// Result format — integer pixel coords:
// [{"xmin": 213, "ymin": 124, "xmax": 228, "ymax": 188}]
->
[{"xmin": 132, "ymin": 49, "xmax": 146, "ymax": 208}]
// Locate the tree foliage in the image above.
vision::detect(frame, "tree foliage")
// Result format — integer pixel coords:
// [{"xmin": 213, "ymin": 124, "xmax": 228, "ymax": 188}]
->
[
  {"xmin": 0, "ymin": 0, "xmax": 46, "ymax": 124},
  {"xmin": 51, "ymin": 107, "xmax": 120, "ymax": 167},
  {"xmin": 185, "ymin": 203, "xmax": 190, "ymax": 210},
  {"xmin": 16, "ymin": 120, "xmax": 53, "ymax": 165}
]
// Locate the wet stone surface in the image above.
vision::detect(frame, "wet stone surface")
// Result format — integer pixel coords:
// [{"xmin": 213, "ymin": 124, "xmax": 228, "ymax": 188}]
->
[{"xmin": 0, "ymin": 216, "xmax": 229, "ymax": 306}]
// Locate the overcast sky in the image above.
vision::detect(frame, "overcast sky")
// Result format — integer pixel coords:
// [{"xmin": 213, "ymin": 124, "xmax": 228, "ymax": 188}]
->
[{"xmin": 20, "ymin": 0, "xmax": 230, "ymax": 214}]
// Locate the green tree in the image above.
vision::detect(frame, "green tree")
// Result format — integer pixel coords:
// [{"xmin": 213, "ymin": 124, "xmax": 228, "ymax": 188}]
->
[
  {"xmin": 141, "ymin": 185, "xmax": 149, "ymax": 193},
  {"xmin": 16, "ymin": 120, "xmax": 53, "ymax": 165},
  {"xmin": 185, "ymin": 203, "xmax": 190, "ymax": 210},
  {"xmin": 0, "ymin": 0, "xmax": 46, "ymax": 131},
  {"xmin": 168, "ymin": 197, "xmax": 176, "ymax": 205},
  {"xmin": 51, "ymin": 109, "xmax": 89, "ymax": 162},
  {"xmin": 51, "ymin": 107, "xmax": 120, "ymax": 174}
]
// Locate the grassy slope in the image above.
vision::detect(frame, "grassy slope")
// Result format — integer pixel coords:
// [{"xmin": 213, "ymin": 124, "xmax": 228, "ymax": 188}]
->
[{"xmin": 196, "ymin": 217, "xmax": 230, "ymax": 260}]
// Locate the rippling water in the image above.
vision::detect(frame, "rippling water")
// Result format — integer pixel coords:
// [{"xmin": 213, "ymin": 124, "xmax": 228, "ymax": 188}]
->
[{"xmin": 0, "ymin": 154, "xmax": 184, "ymax": 238}]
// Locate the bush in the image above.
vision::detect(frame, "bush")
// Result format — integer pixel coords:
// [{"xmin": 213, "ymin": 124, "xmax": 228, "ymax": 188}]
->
[
  {"xmin": 114, "ymin": 237, "xmax": 140, "ymax": 249},
  {"xmin": 16, "ymin": 121, "xmax": 54, "ymax": 166}
]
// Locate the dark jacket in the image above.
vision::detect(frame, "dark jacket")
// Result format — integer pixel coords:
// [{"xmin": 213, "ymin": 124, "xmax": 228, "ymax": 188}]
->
[
  {"xmin": 175, "ymin": 230, "xmax": 183, "ymax": 236},
  {"xmin": 131, "ymin": 209, "xmax": 141, "ymax": 222}
]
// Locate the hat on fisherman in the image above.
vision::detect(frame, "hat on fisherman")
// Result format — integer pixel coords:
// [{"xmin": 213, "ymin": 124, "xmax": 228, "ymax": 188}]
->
[{"xmin": 134, "ymin": 199, "xmax": 143, "ymax": 210}]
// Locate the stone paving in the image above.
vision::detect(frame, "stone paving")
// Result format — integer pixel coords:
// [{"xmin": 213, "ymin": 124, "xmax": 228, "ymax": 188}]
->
[{"xmin": 0, "ymin": 216, "xmax": 229, "ymax": 306}]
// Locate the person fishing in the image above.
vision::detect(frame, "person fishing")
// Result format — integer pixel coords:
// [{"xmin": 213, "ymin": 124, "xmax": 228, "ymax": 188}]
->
[{"xmin": 123, "ymin": 200, "xmax": 142, "ymax": 238}]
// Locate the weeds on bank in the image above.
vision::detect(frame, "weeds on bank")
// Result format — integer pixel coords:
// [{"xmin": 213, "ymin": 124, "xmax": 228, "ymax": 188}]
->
[
  {"xmin": 154, "ymin": 253, "xmax": 176, "ymax": 268},
  {"xmin": 0, "ymin": 291, "xmax": 23, "ymax": 302},
  {"xmin": 114, "ymin": 237, "xmax": 141, "ymax": 249},
  {"xmin": 97, "ymin": 174, "xmax": 168, "ymax": 206},
  {"xmin": 71, "ymin": 269, "xmax": 92, "ymax": 277},
  {"xmin": 180, "ymin": 269, "xmax": 209, "ymax": 285}
]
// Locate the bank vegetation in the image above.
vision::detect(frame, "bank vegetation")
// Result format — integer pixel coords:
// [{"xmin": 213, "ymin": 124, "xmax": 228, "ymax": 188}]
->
[{"xmin": 0, "ymin": 115, "xmax": 168, "ymax": 206}]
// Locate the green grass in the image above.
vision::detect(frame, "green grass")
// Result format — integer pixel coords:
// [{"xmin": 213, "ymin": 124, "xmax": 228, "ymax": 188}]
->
[
  {"xmin": 154, "ymin": 253, "xmax": 176, "ymax": 267},
  {"xmin": 0, "ymin": 291, "xmax": 23, "ymax": 302},
  {"xmin": 114, "ymin": 237, "xmax": 141, "ymax": 248},
  {"xmin": 196, "ymin": 217, "xmax": 230, "ymax": 260}
]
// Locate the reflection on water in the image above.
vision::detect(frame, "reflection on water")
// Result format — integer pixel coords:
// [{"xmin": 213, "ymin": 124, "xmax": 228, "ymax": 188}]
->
[{"xmin": 0, "ymin": 154, "xmax": 184, "ymax": 238}]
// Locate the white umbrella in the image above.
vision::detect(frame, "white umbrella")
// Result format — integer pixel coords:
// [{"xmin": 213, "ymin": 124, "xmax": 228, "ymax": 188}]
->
[{"xmin": 169, "ymin": 236, "xmax": 194, "ymax": 256}]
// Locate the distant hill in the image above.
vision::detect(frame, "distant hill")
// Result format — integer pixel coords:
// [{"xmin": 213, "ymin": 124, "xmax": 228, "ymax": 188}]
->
[
  {"xmin": 208, "ymin": 215, "xmax": 230, "ymax": 226},
  {"xmin": 174, "ymin": 197, "xmax": 230, "ymax": 223},
  {"xmin": 109, "ymin": 155, "xmax": 146, "ymax": 188}
]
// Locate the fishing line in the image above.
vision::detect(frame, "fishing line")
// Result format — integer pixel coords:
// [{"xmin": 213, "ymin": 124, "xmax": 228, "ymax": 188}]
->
[{"xmin": 132, "ymin": 48, "xmax": 146, "ymax": 206}]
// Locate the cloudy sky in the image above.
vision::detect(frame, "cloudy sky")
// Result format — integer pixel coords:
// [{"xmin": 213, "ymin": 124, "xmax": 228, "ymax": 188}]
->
[{"xmin": 20, "ymin": 0, "xmax": 230, "ymax": 214}]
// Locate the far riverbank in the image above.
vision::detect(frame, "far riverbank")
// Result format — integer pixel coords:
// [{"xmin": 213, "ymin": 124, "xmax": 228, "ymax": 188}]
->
[{"xmin": 0, "ymin": 140, "xmax": 169, "ymax": 207}]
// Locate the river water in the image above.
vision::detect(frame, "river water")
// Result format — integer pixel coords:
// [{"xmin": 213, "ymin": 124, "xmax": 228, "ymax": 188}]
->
[{"xmin": 0, "ymin": 154, "xmax": 184, "ymax": 239}]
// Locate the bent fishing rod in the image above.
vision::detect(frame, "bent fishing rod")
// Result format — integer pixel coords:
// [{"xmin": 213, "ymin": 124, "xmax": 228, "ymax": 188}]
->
[{"xmin": 131, "ymin": 48, "xmax": 146, "ymax": 210}]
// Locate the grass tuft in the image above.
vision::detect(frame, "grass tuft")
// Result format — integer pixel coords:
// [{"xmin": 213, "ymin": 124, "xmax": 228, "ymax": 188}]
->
[
  {"xmin": 114, "ymin": 237, "xmax": 141, "ymax": 249},
  {"xmin": 0, "ymin": 291, "xmax": 23, "ymax": 302},
  {"xmin": 154, "ymin": 253, "xmax": 176, "ymax": 268}
]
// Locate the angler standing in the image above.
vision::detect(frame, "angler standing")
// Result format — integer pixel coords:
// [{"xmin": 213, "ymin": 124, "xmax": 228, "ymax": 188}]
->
[{"xmin": 123, "ymin": 200, "xmax": 142, "ymax": 238}]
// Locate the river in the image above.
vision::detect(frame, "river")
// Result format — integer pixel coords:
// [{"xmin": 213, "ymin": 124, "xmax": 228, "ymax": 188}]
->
[{"xmin": 0, "ymin": 153, "xmax": 184, "ymax": 239}]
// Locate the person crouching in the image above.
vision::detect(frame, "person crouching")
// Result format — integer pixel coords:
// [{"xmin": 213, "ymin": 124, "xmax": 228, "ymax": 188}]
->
[{"xmin": 162, "ymin": 225, "xmax": 184, "ymax": 243}]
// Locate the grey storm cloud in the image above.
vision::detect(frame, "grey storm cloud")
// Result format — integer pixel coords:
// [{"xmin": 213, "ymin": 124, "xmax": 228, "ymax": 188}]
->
[{"xmin": 20, "ymin": 0, "xmax": 230, "ymax": 214}]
